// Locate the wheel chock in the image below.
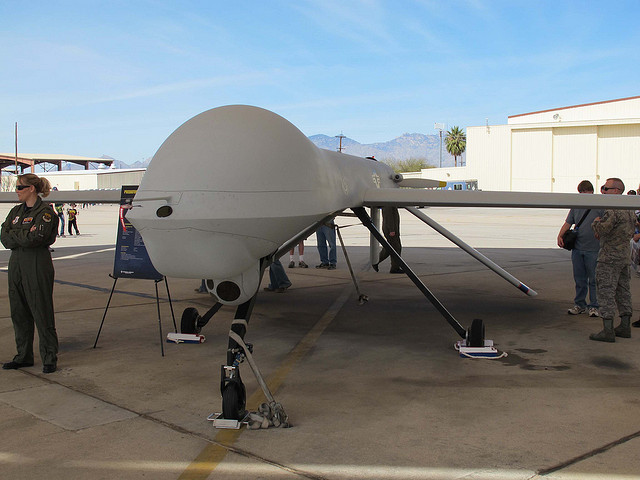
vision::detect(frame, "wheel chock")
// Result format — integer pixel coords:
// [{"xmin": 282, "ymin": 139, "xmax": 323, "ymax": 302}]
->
[
  {"xmin": 166, "ymin": 332, "xmax": 205, "ymax": 344},
  {"xmin": 454, "ymin": 339, "xmax": 507, "ymax": 358},
  {"xmin": 207, "ymin": 412, "xmax": 249, "ymax": 429}
]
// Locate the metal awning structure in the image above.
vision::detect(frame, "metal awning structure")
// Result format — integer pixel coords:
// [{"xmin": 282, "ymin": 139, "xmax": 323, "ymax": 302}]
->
[{"xmin": 0, "ymin": 153, "xmax": 113, "ymax": 173}]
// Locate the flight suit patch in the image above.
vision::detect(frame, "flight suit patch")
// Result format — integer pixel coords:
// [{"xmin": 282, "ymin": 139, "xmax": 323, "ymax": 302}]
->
[
  {"xmin": 12, "ymin": 216, "xmax": 20, "ymax": 225},
  {"xmin": 42, "ymin": 213, "xmax": 52, "ymax": 223},
  {"xmin": 22, "ymin": 217, "xmax": 34, "ymax": 225}
]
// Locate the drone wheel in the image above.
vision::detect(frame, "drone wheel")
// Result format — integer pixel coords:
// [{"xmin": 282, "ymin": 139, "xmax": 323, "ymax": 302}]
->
[
  {"xmin": 180, "ymin": 307, "xmax": 200, "ymax": 334},
  {"xmin": 222, "ymin": 382, "xmax": 246, "ymax": 420},
  {"xmin": 468, "ymin": 318, "xmax": 485, "ymax": 347}
]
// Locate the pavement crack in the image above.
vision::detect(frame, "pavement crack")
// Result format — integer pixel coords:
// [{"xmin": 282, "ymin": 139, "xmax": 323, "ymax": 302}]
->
[
  {"xmin": 536, "ymin": 428, "xmax": 640, "ymax": 475},
  {"xmin": 15, "ymin": 365, "xmax": 327, "ymax": 480}
]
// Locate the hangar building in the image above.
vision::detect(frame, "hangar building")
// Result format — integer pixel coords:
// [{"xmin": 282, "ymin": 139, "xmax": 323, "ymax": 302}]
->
[
  {"xmin": 411, "ymin": 96, "xmax": 640, "ymax": 193},
  {"xmin": 1, "ymin": 167, "xmax": 146, "ymax": 192},
  {"xmin": 38, "ymin": 168, "xmax": 146, "ymax": 191}
]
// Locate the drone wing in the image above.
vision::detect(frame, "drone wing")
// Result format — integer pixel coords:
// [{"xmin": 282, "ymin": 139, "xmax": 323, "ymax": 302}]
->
[{"xmin": 363, "ymin": 188, "xmax": 640, "ymax": 210}]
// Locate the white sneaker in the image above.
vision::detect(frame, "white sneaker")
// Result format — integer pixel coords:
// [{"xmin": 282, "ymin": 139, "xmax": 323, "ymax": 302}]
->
[
  {"xmin": 588, "ymin": 308, "xmax": 599, "ymax": 317},
  {"xmin": 568, "ymin": 305, "xmax": 586, "ymax": 315}
]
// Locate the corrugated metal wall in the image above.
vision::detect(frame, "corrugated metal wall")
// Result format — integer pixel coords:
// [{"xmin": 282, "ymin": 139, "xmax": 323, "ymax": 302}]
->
[
  {"xmin": 597, "ymin": 124, "xmax": 640, "ymax": 191},
  {"xmin": 551, "ymin": 127, "xmax": 597, "ymax": 193},
  {"xmin": 466, "ymin": 104, "xmax": 640, "ymax": 193},
  {"xmin": 97, "ymin": 171, "xmax": 145, "ymax": 189},
  {"xmin": 39, "ymin": 170, "xmax": 146, "ymax": 192},
  {"xmin": 42, "ymin": 174, "xmax": 99, "ymax": 191},
  {"xmin": 511, "ymin": 129, "xmax": 552, "ymax": 192}
]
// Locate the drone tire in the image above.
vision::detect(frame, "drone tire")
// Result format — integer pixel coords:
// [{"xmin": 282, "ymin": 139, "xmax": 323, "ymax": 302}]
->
[
  {"xmin": 468, "ymin": 318, "xmax": 485, "ymax": 348},
  {"xmin": 222, "ymin": 382, "xmax": 246, "ymax": 420},
  {"xmin": 180, "ymin": 307, "xmax": 200, "ymax": 334}
]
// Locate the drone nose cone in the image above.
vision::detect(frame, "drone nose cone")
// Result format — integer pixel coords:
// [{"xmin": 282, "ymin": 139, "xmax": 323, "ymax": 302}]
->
[
  {"xmin": 128, "ymin": 105, "xmax": 327, "ymax": 280},
  {"xmin": 139, "ymin": 105, "xmax": 322, "ymax": 196}
]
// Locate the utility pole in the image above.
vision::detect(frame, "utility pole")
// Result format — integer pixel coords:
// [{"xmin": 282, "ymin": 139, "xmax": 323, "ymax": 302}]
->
[
  {"xmin": 335, "ymin": 133, "xmax": 346, "ymax": 153},
  {"xmin": 14, "ymin": 122, "xmax": 18, "ymax": 174},
  {"xmin": 434, "ymin": 123, "xmax": 444, "ymax": 168}
]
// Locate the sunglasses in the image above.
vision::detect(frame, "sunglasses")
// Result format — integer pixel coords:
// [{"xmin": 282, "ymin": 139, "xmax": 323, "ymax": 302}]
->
[
  {"xmin": 15, "ymin": 185, "xmax": 32, "ymax": 191},
  {"xmin": 601, "ymin": 186, "xmax": 619, "ymax": 192}
]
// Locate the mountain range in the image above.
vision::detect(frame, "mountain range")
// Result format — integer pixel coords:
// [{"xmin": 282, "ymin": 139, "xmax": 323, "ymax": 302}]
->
[
  {"xmin": 86, "ymin": 133, "xmax": 463, "ymax": 170},
  {"xmin": 308, "ymin": 133, "xmax": 461, "ymax": 167}
]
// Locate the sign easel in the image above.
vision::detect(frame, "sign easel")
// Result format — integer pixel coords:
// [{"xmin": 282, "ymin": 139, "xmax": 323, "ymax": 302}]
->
[{"xmin": 93, "ymin": 185, "xmax": 177, "ymax": 355}]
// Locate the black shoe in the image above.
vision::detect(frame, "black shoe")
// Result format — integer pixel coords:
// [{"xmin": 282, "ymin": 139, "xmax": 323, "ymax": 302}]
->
[
  {"xmin": 372, "ymin": 263, "xmax": 379, "ymax": 272},
  {"xmin": 42, "ymin": 364, "xmax": 57, "ymax": 374},
  {"xmin": 389, "ymin": 268, "xmax": 404, "ymax": 274},
  {"xmin": 316, "ymin": 263, "xmax": 329, "ymax": 269},
  {"xmin": 632, "ymin": 319, "xmax": 640, "ymax": 328},
  {"xmin": 2, "ymin": 361, "xmax": 34, "ymax": 370},
  {"xmin": 327, "ymin": 264, "xmax": 336, "ymax": 270}
]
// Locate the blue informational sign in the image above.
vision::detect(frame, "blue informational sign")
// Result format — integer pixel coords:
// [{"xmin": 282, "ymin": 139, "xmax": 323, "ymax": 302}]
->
[{"xmin": 112, "ymin": 185, "xmax": 163, "ymax": 280}]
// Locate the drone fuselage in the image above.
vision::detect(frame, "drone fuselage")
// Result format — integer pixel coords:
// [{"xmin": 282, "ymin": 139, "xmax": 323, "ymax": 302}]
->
[{"xmin": 128, "ymin": 105, "xmax": 396, "ymax": 305}]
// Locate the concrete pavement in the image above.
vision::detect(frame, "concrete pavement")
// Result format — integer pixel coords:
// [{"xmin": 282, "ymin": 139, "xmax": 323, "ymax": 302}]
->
[{"xmin": 1, "ymin": 204, "xmax": 639, "ymax": 479}]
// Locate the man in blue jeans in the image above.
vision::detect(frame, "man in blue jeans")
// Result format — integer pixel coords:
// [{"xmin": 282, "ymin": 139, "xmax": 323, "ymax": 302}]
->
[
  {"xmin": 315, "ymin": 220, "xmax": 337, "ymax": 270},
  {"xmin": 264, "ymin": 259, "xmax": 292, "ymax": 293},
  {"xmin": 557, "ymin": 180, "xmax": 603, "ymax": 317}
]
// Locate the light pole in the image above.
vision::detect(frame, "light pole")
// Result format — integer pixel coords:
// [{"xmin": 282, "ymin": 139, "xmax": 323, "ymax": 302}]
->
[
  {"xmin": 335, "ymin": 133, "xmax": 346, "ymax": 152},
  {"xmin": 434, "ymin": 123, "xmax": 444, "ymax": 168}
]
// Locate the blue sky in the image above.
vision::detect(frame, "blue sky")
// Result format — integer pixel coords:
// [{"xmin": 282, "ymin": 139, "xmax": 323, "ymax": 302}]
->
[{"xmin": 1, "ymin": 0, "xmax": 638, "ymax": 164}]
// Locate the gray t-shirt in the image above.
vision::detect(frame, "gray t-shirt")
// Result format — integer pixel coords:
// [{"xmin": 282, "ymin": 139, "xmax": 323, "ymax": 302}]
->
[{"xmin": 566, "ymin": 208, "xmax": 603, "ymax": 252}]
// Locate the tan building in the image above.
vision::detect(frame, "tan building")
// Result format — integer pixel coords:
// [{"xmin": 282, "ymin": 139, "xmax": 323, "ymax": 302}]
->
[
  {"xmin": 40, "ymin": 168, "xmax": 146, "ymax": 191},
  {"xmin": 1, "ymin": 167, "xmax": 146, "ymax": 192},
  {"xmin": 411, "ymin": 96, "xmax": 640, "ymax": 193}
]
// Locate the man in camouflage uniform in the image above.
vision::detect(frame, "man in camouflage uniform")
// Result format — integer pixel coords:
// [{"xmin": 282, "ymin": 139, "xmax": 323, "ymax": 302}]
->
[{"xmin": 589, "ymin": 178, "xmax": 636, "ymax": 342}]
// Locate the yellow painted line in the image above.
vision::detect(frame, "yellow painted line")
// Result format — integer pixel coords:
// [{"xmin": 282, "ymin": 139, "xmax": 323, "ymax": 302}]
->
[{"xmin": 178, "ymin": 286, "xmax": 354, "ymax": 480}]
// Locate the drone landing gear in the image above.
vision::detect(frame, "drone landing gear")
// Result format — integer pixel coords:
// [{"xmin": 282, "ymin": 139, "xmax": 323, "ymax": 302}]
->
[
  {"xmin": 455, "ymin": 318, "xmax": 505, "ymax": 358},
  {"xmin": 180, "ymin": 302, "xmax": 223, "ymax": 334},
  {"xmin": 221, "ymin": 364, "xmax": 247, "ymax": 420},
  {"xmin": 212, "ymin": 288, "xmax": 290, "ymax": 430},
  {"xmin": 352, "ymin": 207, "xmax": 505, "ymax": 360},
  {"xmin": 352, "ymin": 207, "xmax": 468, "ymax": 339},
  {"xmin": 467, "ymin": 318, "xmax": 485, "ymax": 347}
]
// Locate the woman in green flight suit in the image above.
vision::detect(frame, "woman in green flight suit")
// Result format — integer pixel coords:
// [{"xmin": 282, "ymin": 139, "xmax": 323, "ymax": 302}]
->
[{"xmin": 1, "ymin": 173, "xmax": 59, "ymax": 373}]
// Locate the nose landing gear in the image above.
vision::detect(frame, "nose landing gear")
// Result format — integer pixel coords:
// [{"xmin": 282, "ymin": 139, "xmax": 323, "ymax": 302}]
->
[{"xmin": 221, "ymin": 365, "xmax": 247, "ymax": 420}]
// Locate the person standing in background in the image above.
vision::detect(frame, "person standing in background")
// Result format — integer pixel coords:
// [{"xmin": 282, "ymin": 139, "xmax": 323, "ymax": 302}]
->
[
  {"xmin": 557, "ymin": 180, "xmax": 603, "ymax": 317},
  {"xmin": 67, "ymin": 203, "xmax": 80, "ymax": 235},
  {"xmin": 589, "ymin": 178, "xmax": 635, "ymax": 342}
]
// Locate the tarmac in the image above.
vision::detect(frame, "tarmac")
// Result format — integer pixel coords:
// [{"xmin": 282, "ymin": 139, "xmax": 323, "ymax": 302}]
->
[{"xmin": 1, "ymin": 204, "xmax": 640, "ymax": 480}]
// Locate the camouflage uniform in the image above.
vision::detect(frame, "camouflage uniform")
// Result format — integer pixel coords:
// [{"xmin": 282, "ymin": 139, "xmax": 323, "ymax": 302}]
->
[
  {"xmin": 1, "ymin": 197, "xmax": 59, "ymax": 366},
  {"xmin": 592, "ymin": 209, "xmax": 636, "ymax": 320},
  {"xmin": 378, "ymin": 206, "xmax": 402, "ymax": 272}
]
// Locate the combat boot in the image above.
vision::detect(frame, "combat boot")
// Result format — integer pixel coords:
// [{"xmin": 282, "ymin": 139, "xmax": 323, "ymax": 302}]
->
[
  {"xmin": 614, "ymin": 315, "xmax": 632, "ymax": 338},
  {"xmin": 589, "ymin": 318, "xmax": 615, "ymax": 343}
]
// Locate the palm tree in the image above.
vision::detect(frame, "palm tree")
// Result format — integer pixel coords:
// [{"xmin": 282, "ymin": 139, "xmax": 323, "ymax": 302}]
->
[{"xmin": 445, "ymin": 126, "xmax": 466, "ymax": 167}]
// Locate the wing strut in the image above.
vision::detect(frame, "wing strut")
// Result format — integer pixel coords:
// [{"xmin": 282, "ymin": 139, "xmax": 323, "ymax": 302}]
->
[
  {"xmin": 352, "ymin": 207, "xmax": 466, "ymax": 339},
  {"xmin": 405, "ymin": 207, "xmax": 537, "ymax": 297}
]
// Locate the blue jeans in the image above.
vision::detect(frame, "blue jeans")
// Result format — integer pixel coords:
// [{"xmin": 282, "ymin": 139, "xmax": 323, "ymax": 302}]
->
[
  {"xmin": 268, "ymin": 259, "xmax": 292, "ymax": 289},
  {"xmin": 58, "ymin": 213, "xmax": 64, "ymax": 235},
  {"xmin": 316, "ymin": 226, "xmax": 337, "ymax": 265},
  {"xmin": 572, "ymin": 249, "xmax": 599, "ymax": 308}
]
